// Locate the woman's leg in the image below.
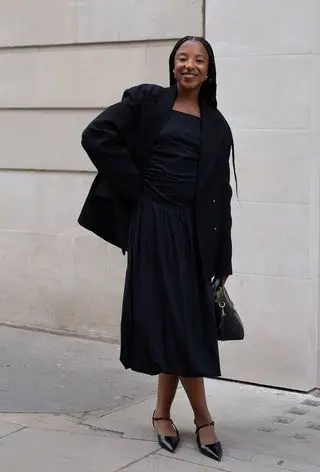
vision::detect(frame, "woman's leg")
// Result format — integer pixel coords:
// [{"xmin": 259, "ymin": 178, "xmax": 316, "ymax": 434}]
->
[
  {"xmin": 180, "ymin": 377, "xmax": 217, "ymax": 444},
  {"xmin": 153, "ymin": 373, "xmax": 179, "ymax": 436}
]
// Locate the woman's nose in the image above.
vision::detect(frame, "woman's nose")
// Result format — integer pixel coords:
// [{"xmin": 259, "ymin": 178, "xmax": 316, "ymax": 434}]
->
[{"xmin": 186, "ymin": 58, "xmax": 195, "ymax": 69}]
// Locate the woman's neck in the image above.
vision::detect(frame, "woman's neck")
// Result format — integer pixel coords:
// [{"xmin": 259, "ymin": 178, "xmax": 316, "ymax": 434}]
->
[
  {"xmin": 176, "ymin": 85, "xmax": 200, "ymax": 105},
  {"xmin": 173, "ymin": 85, "xmax": 201, "ymax": 117}
]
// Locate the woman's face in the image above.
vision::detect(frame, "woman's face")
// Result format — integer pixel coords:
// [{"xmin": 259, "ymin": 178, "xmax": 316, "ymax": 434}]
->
[{"xmin": 173, "ymin": 40, "xmax": 209, "ymax": 91}]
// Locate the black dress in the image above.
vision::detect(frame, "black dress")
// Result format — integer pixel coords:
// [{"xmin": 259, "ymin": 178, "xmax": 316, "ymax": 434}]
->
[{"xmin": 120, "ymin": 110, "xmax": 221, "ymax": 378}]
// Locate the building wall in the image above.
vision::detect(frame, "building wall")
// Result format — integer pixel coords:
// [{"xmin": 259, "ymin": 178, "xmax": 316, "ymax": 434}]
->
[
  {"xmin": 1, "ymin": 0, "xmax": 319, "ymax": 392},
  {"xmin": 0, "ymin": 0, "xmax": 203, "ymax": 339},
  {"xmin": 206, "ymin": 0, "xmax": 320, "ymax": 390}
]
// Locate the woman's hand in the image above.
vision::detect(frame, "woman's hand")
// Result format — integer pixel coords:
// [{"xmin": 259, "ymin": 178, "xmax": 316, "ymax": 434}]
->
[{"xmin": 221, "ymin": 275, "xmax": 229, "ymax": 286}]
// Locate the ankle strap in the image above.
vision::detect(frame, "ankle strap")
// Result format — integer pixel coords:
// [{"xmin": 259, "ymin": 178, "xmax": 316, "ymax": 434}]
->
[
  {"xmin": 153, "ymin": 416, "xmax": 172, "ymax": 422},
  {"xmin": 195, "ymin": 421, "xmax": 215, "ymax": 434},
  {"xmin": 152, "ymin": 415, "xmax": 172, "ymax": 427}
]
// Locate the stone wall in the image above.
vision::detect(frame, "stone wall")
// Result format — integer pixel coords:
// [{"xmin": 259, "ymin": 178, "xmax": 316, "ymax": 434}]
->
[
  {"xmin": 0, "ymin": 1, "xmax": 203, "ymax": 339},
  {"xmin": 206, "ymin": 0, "xmax": 320, "ymax": 390},
  {"xmin": 2, "ymin": 0, "xmax": 319, "ymax": 391}
]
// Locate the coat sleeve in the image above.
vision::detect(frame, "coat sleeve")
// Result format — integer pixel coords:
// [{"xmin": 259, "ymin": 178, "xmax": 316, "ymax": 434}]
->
[
  {"xmin": 214, "ymin": 137, "xmax": 233, "ymax": 277},
  {"xmin": 81, "ymin": 84, "xmax": 155, "ymax": 200}
]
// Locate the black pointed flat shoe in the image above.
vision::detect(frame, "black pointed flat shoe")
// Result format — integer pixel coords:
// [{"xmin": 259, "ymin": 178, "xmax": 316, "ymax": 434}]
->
[
  {"xmin": 152, "ymin": 412, "xmax": 180, "ymax": 453},
  {"xmin": 195, "ymin": 421, "xmax": 223, "ymax": 462}
]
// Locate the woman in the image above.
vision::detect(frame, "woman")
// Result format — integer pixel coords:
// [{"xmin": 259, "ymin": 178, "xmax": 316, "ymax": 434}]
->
[{"xmin": 79, "ymin": 36, "xmax": 235, "ymax": 462}]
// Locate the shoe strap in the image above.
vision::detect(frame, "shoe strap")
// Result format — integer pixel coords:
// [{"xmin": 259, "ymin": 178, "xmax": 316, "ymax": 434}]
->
[
  {"xmin": 152, "ymin": 413, "xmax": 179, "ymax": 436},
  {"xmin": 195, "ymin": 421, "xmax": 215, "ymax": 435},
  {"xmin": 153, "ymin": 416, "xmax": 172, "ymax": 423},
  {"xmin": 152, "ymin": 413, "xmax": 173, "ymax": 428}
]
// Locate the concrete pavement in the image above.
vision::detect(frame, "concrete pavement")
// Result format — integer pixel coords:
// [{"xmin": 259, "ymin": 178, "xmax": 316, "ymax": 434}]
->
[
  {"xmin": 0, "ymin": 325, "xmax": 156, "ymax": 413},
  {"xmin": 0, "ymin": 326, "xmax": 319, "ymax": 471}
]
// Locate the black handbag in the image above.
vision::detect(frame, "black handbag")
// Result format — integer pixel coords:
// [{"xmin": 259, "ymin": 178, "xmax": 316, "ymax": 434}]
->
[{"xmin": 212, "ymin": 278, "xmax": 244, "ymax": 341}]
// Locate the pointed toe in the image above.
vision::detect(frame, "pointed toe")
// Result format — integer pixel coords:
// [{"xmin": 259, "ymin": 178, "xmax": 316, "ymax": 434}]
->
[
  {"xmin": 157, "ymin": 434, "xmax": 180, "ymax": 453},
  {"xmin": 198, "ymin": 440, "xmax": 223, "ymax": 462},
  {"xmin": 152, "ymin": 412, "xmax": 180, "ymax": 454},
  {"xmin": 195, "ymin": 421, "xmax": 223, "ymax": 462}
]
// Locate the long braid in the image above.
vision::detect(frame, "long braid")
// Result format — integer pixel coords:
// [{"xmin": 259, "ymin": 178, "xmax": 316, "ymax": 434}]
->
[{"xmin": 169, "ymin": 36, "xmax": 238, "ymax": 197}]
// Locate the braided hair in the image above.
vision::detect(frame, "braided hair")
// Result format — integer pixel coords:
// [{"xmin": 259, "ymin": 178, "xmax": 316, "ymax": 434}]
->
[
  {"xmin": 169, "ymin": 36, "xmax": 217, "ymax": 108},
  {"xmin": 169, "ymin": 36, "xmax": 238, "ymax": 196}
]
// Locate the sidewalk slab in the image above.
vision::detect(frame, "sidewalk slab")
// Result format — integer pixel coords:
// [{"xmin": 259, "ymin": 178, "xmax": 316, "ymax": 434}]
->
[
  {"xmin": 1, "ymin": 327, "xmax": 318, "ymax": 471},
  {"xmin": 0, "ymin": 422, "xmax": 25, "ymax": 439},
  {"xmin": 0, "ymin": 413, "xmax": 118, "ymax": 437},
  {"xmin": 84, "ymin": 380, "xmax": 320, "ymax": 471},
  {"xmin": 159, "ymin": 447, "xmax": 319, "ymax": 472},
  {"xmin": 0, "ymin": 326, "xmax": 156, "ymax": 413},
  {"xmin": 121, "ymin": 454, "xmax": 222, "ymax": 471},
  {"xmin": 0, "ymin": 427, "xmax": 159, "ymax": 472},
  {"xmin": 122, "ymin": 453, "xmax": 292, "ymax": 472}
]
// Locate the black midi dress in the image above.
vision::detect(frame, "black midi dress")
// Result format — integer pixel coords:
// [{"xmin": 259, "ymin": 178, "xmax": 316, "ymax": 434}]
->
[{"xmin": 120, "ymin": 110, "xmax": 221, "ymax": 378}]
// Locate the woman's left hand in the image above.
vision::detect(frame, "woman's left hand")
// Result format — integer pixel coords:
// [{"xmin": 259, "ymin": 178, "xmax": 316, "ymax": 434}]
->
[{"xmin": 221, "ymin": 275, "xmax": 229, "ymax": 286}]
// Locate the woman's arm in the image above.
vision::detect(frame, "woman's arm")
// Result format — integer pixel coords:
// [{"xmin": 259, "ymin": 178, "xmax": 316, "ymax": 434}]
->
[{"xmin": 81, "ymin": 85, "xmax": 154, "ymax": 200}]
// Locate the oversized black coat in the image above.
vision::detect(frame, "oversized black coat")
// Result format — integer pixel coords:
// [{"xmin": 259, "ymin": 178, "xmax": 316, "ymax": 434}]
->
[{"xmin": 79, "ymin": 84, "xmax": 233, "ymax": 280}]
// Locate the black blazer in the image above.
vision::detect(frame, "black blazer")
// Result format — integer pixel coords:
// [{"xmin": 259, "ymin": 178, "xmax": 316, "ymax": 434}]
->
[{"xmin": 79, "ymin": 84, "xmax": 233, "ymax": 280}]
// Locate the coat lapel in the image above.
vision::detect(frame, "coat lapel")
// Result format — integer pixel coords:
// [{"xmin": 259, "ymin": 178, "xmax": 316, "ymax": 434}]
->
[
  {"xmin": 148, "ymin": 85, "xmax": 176, "ymax": 147},
  {"xmin": 136, "ymin": 86, "xmax": 176, "ymax": 168}
]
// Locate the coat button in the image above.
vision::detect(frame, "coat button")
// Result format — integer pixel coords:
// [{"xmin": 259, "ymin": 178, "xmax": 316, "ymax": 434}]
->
[
  {"xmin": 212, "ymin": 199, "xmax": 216, "ymax": 203},
  {"xmin": 213, "ymin": 227, "xmax": 217, "ymax": 231}
]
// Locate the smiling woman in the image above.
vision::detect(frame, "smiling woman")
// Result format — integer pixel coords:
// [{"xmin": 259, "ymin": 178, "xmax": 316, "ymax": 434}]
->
[
  {"xmin": 170, "ymin": 36, "xmax": 218, "ymax": 108},
  {"xmin": 79, "ymin": 36, "xmax": 235, "ymax": 463},
  {"xmin": 173, "ymin": 40, "xmax": 209, "ymax": 110}
]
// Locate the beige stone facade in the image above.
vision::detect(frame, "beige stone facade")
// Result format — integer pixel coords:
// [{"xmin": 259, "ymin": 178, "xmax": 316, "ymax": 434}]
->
[
  {"xmin": 0, "ymin": 1, "xmax": 202, "ymax": 338},
  {"xmin": 1, "ymin": 0, "xmax": 319, "ymax": 391},
  {"xmin": 206, "ymin": 0, "xmax": 320, "ymax": 391}
]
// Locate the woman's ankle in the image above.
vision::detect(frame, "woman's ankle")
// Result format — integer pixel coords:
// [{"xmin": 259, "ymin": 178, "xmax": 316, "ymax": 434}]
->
[
  {"xmin": 154, "ymin": 406, "xmax": 171, "ymax": 418},
  {"xmin": 194, "ymin": 411, "xmax": 212, "ymax": 427}
]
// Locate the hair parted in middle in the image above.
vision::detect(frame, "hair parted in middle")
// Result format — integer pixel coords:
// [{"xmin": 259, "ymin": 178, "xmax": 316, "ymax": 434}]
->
[{"xmin": 169, "ymin": 36, "xmax": 217, "ymax": 108}]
